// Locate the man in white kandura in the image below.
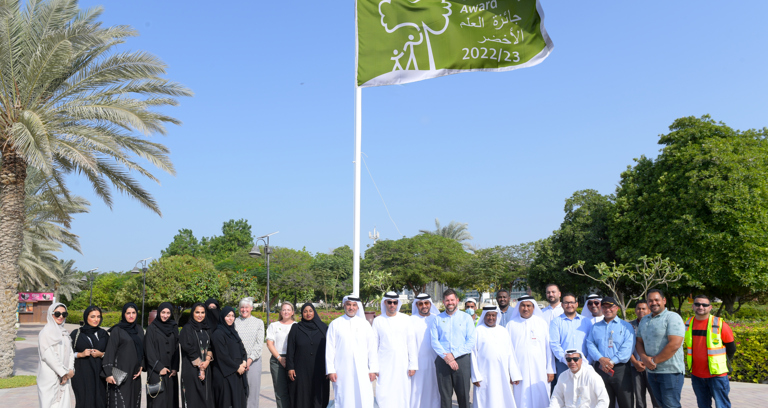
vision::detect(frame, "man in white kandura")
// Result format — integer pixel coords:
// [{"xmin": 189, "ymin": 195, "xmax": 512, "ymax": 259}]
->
[
  {"xmin": 325, "ymin": 295, "xmax": 379, "ymax": 408},
  {"xmin": 549, "ymin": 349, "xmax": 609, "ymax": 408},
  {"xmin": 507, "ymin": 294, "xmax": 556, "ymax": 408},
  {"xmin": 470, "ymin": 305, "xmax": 522, "ymax": 408},
  {"xmin": 582, "ymin": 294, "xmax": 604, "ymax": 325},
  {"xmin": 410, "ymin": 293, "xmax": 440, "ymax": 408},
  {"xmin": 373, "ymin": 291, "xmax": 419, "ymax": 408}
]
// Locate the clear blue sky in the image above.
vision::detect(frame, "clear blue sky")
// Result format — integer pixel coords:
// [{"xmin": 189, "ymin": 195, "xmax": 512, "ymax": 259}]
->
[{"xmin": 60, "ymin": 0, "xmax": 768, "ymax": 272}]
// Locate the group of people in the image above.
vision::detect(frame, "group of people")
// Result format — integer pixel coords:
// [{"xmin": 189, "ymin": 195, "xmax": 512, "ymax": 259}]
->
[
  {"xmin": 324, "ymin": 286, "xmax": 736, "ymax": 408},
  {"xmin": 36, "ymin": 285, "xmax": 736, "ymax": 408},
  {"xmin": 35, "ymin": 297, "xmax": 331, "ymax": 408}
]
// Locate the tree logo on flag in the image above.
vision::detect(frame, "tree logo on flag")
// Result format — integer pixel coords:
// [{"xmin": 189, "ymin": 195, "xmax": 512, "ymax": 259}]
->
[{"xmin": 378, "ymin": 0, "xmax": 453, "ymax": 71}]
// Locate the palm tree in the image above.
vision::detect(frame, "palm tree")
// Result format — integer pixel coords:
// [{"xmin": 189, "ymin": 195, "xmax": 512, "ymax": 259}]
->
[
  {"xmin": 0, "ymin": 0, "xmax": 191, "ymax": 377},
  {"xmin": 18, "ymin": 167, "xmax": 88, "ymax": 288},
  {"xmin": 420, "ymin": 218, "xmax": 474, "ymax": 243}
]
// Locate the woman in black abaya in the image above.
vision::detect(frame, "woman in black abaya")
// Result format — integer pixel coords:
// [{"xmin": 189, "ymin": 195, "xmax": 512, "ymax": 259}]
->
[
  {"xmin": 103, "ymin": 303, "xmax": 144, "ymax": 408},
  {"xmin": 204, "ymin": 298, "xmax": 221, "ymax": 330},
  {"xmin": 179, "ymin": 302, "xmax": 214, "ymax": 408},
  {"xmin": 144, "ymin": 302, "xmax": 180, "ymax": 408},
  {"xmin": 71, "ymin": 306, "xmax": 108, "ymax": 408},
  {"xmin": 286, "ymin": 303, "xmax": 330, "ymax": 408},
  {"xmin": 212, "ymin": 306, "xmax": 249, "ymax": 408}
]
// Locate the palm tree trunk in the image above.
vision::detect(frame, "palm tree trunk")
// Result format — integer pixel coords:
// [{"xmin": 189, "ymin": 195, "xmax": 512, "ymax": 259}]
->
[{"xmin": 0, "ymin": 148, "xmax": 27, "ymax": 378}]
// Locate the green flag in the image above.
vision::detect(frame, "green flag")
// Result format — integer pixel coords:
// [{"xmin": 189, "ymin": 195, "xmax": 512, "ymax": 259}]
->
[{"xmin": 356, "ymin": 0, "xmax": 553, "ymax": 87}]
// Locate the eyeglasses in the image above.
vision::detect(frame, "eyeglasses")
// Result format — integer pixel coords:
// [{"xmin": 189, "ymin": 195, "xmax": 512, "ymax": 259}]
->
[
  {"xmin": 53, "ymin": 311, "xmax": 69, "ymax": 318},
  {"xmin": 693, "ymin": 302, "xmax": 711, "ymax": 308},
  {"xmin": 385, "ymin": 301, "xmax": 398, "ymax": 305},
  {"xmin": 416, "ymin": 301, "xmax": 430, "ymax": 306},
  {"xmin": 565, "ymin": 357, "xmax": 581, "ymax": 362},
  {"xmin": 588, "ymin": 301, "xmax": 601, "ymax": 306},
  {"xmin": 562, "ymin": 301, "xmax": 577, "ymax": 305}
]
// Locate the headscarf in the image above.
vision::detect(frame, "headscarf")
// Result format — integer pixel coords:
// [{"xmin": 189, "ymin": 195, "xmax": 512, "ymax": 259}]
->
[
  {"xmin": 510, "ymin": 295, "xmax": 544, "ymax": 321},
  {"xmin": 204, "ymin": 298, "xmax": 221, "ymax": 330},
  {"xmin": 411, "ymin": 293, "xmax": 440, "ymax": 316},
  {"xmin": 187, "ymin": 302, "xmax": 210, "ymax": 331},
  {"xmin": 216, "ymin": 306, "xmax": 242, "ymax": 343},
  {"xmin": 477, "ymin": 305, "xmax": 501, "ymax": 328},
  {"xmin": 38, "ymin": 303, "xmax": 72, "ymax": 360},
  {"xmin": 379, "ymin": 291, "xmax": 403, "ymax": 315},
  {"xmin": 151, "ymin": 302, "xmax": 179, "ymax": 338},
  {"xmin": 342, "ymin": 295, "xmax": 366, "ymax": 320},
  {"xmin": 581, "ymin": 294, "xmax": 603, "ymax": 319},
  {"xmin": 79, "ymin": 305, "xmax": 103, "ymax": 342},
  {"xmin": 110, "ymin": 303, "xmax": 144, "ymax": 363},
  {"xmin": 297, "ymin": 303, "xmax": 328, "ymax": 337}
]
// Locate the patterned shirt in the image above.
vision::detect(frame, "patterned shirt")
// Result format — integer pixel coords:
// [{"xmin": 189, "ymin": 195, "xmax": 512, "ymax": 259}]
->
[{"xmin": 235, "ymin": 315, "xmax": 264, "ymax": 361}]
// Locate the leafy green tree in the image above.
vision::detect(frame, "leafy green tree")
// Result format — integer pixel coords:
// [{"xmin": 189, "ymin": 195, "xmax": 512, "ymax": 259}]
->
[
  {"xmin": 200, "ymin": 219, "xmax": 254, "ymax": 261},
  {"xmin": 312, "ymin": 246, "xmax": 353, "ymax": 308},
  {"xmin": 222, "ymin": 270, "xmax": 262, "ymax": 307},
  {"xmin": 528, "ymin": 190, "xmax": 617, "ymax": 296},
  {"xmin": 612, "ymin": 115, "xmax": 768, "ymax": 314},
  {"xmin": 364, "ymin": 234, "xmax": 469, "ymax": 295},
  {"xmin": 66, "ymin": 272, "xmax": 133, "ymax": 311},
  {"xmin": 161, "ymin": 229, "xmax": 201, "ymax": 258},
  {"xmin": 0, "ymin": 0, "xmax": 191, "ymax": 377}
]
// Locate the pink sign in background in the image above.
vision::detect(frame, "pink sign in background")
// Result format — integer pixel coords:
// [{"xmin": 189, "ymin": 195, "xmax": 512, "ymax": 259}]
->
[{"xmin": 18, "ymin": 292, "xmax": 54, "ymax": 302}]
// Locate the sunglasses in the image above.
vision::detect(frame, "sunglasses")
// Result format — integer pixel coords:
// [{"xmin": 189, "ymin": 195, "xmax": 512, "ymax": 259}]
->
[
  {"xmin": 565, "ymin": 357, "xmax": 581, "ymax": 362},
  {"xmin": 693, "ymin": 302, "xmax": 711, "ymax": 307},
  {"xmin": 53, "ymin": 311, "xmax": 69, "ymax": 318},
  {"xmin": 385, "ymin": 301, "xmax": 398, "ymax": 305},
  {"xmin": 416, "ymin": 301, "xmax": 430, "ymax": 306},
  {"xmin": 588, "ymin": 301, "xmax": 601, "ymax": 306}
]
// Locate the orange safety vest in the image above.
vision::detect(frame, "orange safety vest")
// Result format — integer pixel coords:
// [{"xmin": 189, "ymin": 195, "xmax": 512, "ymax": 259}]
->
[{"xmin": 684, "ymin": 315, "xmax": 728, "ymax": 375}]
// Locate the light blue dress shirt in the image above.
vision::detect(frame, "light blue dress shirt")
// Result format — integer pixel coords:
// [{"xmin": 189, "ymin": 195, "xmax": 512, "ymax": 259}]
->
[
  {"xmin": 429, "ymin": 310, "xmax": 477, "ymax": 359},
  {"xmin": 549, "ymin": 313, "xmax": 593, "ymax": 364},
  {"xmin": 586, "ymin": 317, "xmax": 635, "ymax": 365}
]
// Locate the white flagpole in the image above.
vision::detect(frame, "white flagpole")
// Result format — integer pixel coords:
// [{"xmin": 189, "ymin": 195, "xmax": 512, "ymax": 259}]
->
[{"xmin": 353, "ymin": 86, "xmax": 362, "ymax": 297}]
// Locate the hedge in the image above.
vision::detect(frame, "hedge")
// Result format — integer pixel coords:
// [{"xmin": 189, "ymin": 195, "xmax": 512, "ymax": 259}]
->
[{"xmin": 730, "ymin": 323, "xmax": 768, "ymax": 384}]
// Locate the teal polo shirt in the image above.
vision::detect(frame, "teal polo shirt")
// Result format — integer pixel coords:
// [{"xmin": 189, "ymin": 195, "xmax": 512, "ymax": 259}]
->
[{"xmin": 636, "ymin": 308, "xmax": 685, "ymax": 374}]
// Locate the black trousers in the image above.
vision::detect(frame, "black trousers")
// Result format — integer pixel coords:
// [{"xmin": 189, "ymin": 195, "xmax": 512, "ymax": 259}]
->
[
  {"xmin": 595, "ymin": 362, "xmax": 634, "ymax": 408},
  {"xmin": 435, "ymin": 354, "xmax": 471, "ymax": 408}
]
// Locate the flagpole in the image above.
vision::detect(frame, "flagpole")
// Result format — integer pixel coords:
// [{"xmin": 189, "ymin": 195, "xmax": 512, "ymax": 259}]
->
[{"xmin": 353, "ymin": 86, "xmax": 362, "ymax": 297}]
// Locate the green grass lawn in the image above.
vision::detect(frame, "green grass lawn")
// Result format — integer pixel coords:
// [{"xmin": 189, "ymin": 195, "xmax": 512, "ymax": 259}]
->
[
  {"xmin": 14, "ymin": 337, "xmax": 25, "ymax": 341},
  {"xmin": 0, "ymin": 375, "xmax": 36, "ymax": 389}
]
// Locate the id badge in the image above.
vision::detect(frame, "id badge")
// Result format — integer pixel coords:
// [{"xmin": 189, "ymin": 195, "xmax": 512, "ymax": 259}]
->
[{"xmin": 608, "ymin": 338, "xmax": 614, "ymax": 348}]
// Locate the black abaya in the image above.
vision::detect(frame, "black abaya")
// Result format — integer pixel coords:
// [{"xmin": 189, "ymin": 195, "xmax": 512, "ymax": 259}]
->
[
  {"xmin": 70, "ymin": 323, "xmax": 108, "ymax": 408},
  {"xmin": 144, "ymin": 322, "xmax": 180, "ymax": 408},
  {"xmin": 179, "ymin": 303, "xmax": 214, "ymax": 408},
  {"xmin": 286, "ymin": 304, "xmax": 330, "ymax": 408},
  {"xmin": 212, "ymin": 307, "xmax": 249, "ymax": 408},
  {"xmin": 103, "ymin": 326, "xmax": 143, "ymax": 408}
]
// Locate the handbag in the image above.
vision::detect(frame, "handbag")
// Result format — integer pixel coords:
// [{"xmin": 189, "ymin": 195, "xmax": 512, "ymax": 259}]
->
[
  {"xmin": 146, "ymin": 360, "xmax": 165, "ymax": 398},
  {"xmin": 111, "ymin": 367, "xmax": 128, "ymax": 386}
]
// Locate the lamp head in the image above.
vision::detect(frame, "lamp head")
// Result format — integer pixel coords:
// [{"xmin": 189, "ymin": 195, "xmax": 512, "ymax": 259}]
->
[
  {"xmin": 249, "ymin": 245, "xmax": 262, "ymax": 258},
  {"xmin": 131, "ymin": 266, "xmax": 141, "ymax": 274}
]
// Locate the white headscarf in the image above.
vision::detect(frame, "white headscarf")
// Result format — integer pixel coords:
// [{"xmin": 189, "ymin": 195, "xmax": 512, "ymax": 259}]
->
[
  {"xmin": 380, "ymin": 291, "xmax": 403, "ymax": 315},
  {"xmin": 38, "ymin": 302, "xmax": 72, "ymax": 361},
  {"xmin": 581, "ymin": 294, "xmax": 602, "ymax": 319},
  {"xmin": 342, "ymin": 295, "xmax": 366, "ymax": 320},
  {"xmin": 412, "ymin": 293, "xmax": 440, "ymax": 316},
  {"xmin": 477, "ymin": 305, "xmax": 501, "ymax": 328},
  {"xmin": 510, "ymin": 295, "xmax": 543, "ymax": 321}
]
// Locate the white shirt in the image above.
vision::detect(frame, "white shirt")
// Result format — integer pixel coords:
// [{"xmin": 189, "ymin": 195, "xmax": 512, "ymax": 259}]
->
[
  {"xmin": 548, "ymin": 364, "xmax": 609, "ymax": 408},
  {"xmin": 542, "ymin": 303, "xmax": 564, "ymax": 324},
  {"xmin": 266, "ymin": 321, "xmax": 296, "ymax": 355}
]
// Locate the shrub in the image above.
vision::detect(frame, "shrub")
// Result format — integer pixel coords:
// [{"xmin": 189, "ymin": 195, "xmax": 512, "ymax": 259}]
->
[{"xmin": 730, "ymin": 323, "xmax": 768, "ymax": 384}]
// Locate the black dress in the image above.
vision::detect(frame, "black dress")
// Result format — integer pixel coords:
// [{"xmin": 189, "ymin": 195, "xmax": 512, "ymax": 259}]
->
[
  {"xmin": 144, "ymin": 307, "xmax": 180, "ymax": 408},
  {"xmin": 103, "ymin": 326, "xmax": 143, "ymax": 408},
  {"xmin": 179, "ymin": 304, "xmax": 214, "ymax": 408},
  {"xmin": 286, "ymin": 304, "xmax": 330, "ymax": 408},
  {"xmin": 212, "ymin": 306, "xmax": 249, "ymax": 408},
  {"xmin": 70, "ymin": 323, "xmax": 109, "ymax": 408}
]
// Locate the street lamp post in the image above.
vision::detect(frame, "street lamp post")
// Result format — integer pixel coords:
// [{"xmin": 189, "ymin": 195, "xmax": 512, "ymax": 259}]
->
[
  {"xmin": 80, "ymin": 268, "xmax": 98, "ymax": 306},
  {"xmin": 131, "ymin": 258, "xmax": 152, "ymax": 327},
  {"xmin": 249, "ymin": 231, "xmax": 279, "ymax": 327}
]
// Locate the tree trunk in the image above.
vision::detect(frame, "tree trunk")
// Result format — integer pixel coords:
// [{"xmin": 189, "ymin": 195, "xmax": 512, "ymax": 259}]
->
[
  {"xmin": 722, "ymin": 295, "xmax": 741, "ymax": 316},
  {"xmin": 0, "ymin": 148, "xmax": 27, "ymax": 378}
]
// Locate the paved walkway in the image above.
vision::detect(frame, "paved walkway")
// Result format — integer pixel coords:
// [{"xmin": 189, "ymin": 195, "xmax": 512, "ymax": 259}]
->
[{"xmin": 4, "ymin": 324, "xmax": 767, "ymax": 407}]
